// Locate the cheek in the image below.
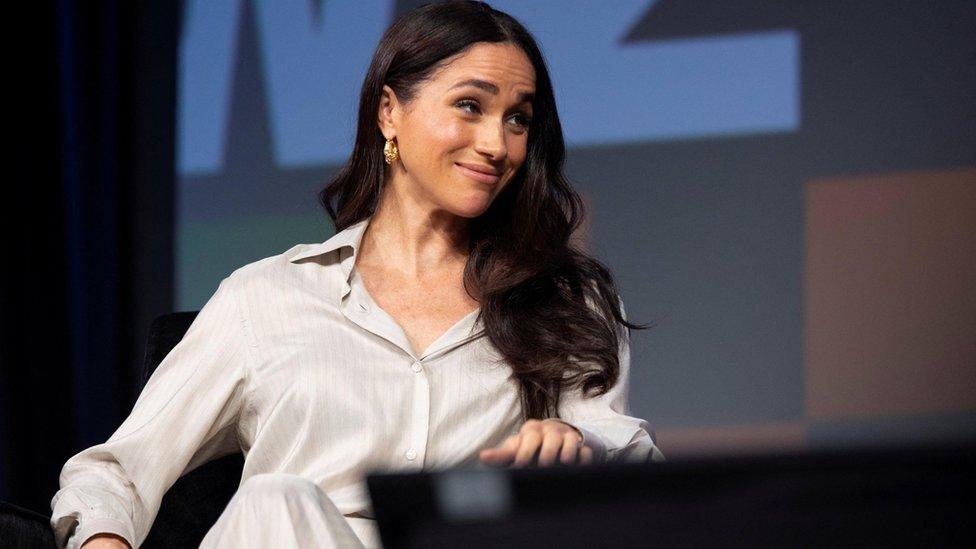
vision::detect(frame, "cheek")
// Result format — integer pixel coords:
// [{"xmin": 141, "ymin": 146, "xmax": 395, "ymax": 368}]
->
[
  {"xmin": 401, "ymin": 115, "xmax": 467, "ymax": 172},
  {"xmin": 507, "ymin": 136, "xmax": 529, "ymax": 172},
  {"xmin": 432, "ymin": 123, "xmax": 468, "ymax": 159},
  {"xmin": 512, "ymin": 136, "xmax": 528, "ymax": 163},
  {"xmin": 426, "ymin": 111, "xmax": 465, "ymax": 145}
]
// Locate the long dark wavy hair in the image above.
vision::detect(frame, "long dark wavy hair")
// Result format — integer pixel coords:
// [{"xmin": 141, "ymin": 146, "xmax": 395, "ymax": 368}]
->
[{"xmin": 319, "ymin": 0, "xmax": 650, "ymax": 421}]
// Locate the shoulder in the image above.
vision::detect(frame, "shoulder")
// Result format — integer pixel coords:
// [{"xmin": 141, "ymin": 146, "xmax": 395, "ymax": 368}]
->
[{"xmin": 222, "ymin": 243, "xmax": 340, "ymax": 293}]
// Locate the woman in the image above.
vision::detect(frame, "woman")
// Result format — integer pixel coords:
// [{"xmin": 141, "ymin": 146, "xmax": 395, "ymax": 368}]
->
[{"xmin": 52, "ymin": 2, "xmax": 664, "ymax": 548}]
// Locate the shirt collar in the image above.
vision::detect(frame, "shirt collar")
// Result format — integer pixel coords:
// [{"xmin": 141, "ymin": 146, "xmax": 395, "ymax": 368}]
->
[
  {"xmin": 288, "ymin": 216, "xmax": 371, "ymax": 265},
  {"xmin": 289, "ymin": 214, "xmax": 486, "ymax": 346}
]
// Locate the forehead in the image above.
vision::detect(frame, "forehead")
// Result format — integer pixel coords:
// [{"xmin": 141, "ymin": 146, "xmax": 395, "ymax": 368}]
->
[{"xmin": 430, "ymin": 42, "xmax": 536, "ymax": 92}]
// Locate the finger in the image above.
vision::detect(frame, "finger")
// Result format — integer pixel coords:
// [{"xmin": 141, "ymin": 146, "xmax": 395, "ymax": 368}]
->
[
  {"xmin": 479, "ymin": 434, "xmax": 520, "ymax": 467},
  {"xmin": 537, "ymin": 430, "xmax": 566, "ymax": 467},
  {"xmin": 479, "ymin": 437, "xmax": 511, "ymax": 465},
  {"xmin": 579, "ymin": 445, "xmax": 594, "ymax": 465},
  {"xmin": 512, "ymin": 430, "xmax": 543, "ymax": 468},
  {"xmin": 559, "ymin": 432, "xmax": 581, "ymax": 465}
]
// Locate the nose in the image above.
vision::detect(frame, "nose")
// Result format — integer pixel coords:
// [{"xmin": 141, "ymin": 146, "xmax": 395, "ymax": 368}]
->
[{"xmin": 473, "ymin": 119, "xmax": 507, "ymax": 162}]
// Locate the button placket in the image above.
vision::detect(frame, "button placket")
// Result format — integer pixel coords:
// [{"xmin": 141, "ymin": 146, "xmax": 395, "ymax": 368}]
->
[{"xmin": 406, "ymin": 359, "xmax": 431, "ymax": 466}]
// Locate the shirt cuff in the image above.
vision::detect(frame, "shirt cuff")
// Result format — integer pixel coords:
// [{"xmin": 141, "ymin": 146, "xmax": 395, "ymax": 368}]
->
[
  {"xmin": 555, "ymin": 418, "xmax": 665, "ymax": 464},
  {"xmin": 70, "ymin": 516, "xmax": 134, "ymax": 549}
]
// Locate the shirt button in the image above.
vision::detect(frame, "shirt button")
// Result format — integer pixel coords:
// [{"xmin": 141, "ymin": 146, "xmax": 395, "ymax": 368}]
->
[
  {"xmin": 358, "ymin": 302, "xmax": 368, "ymax": 312},
  {"xmin": 405, "ymin": 448, "xmax": 417, "ymax": 461},
  {"xmin": 411, "ymin": 361, "xmax": 423, "ymax": 373}
]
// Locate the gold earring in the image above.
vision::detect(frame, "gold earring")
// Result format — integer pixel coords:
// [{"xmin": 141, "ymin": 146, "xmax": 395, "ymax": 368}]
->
[{"xmin": 383, "ymin": 138, "xmax": 399, "ymax": 165}]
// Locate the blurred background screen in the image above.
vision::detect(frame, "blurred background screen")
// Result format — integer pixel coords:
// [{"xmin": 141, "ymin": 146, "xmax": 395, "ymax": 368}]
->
[{"xmin": 175, "ymin": 0, "xmax": 976, "ymax": 457}]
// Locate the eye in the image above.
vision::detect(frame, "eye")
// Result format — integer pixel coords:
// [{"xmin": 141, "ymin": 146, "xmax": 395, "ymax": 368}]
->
[
  {"xmin": 510, "ymin": 112, "xmax": 532, "ymax": 129},
  {"xmin": 455, "ymin": 99, "xmax": 481, "ymax": 114},
  {"xmin": 455, "ymin": 98, "xmax": 532, "ymax": 132}
]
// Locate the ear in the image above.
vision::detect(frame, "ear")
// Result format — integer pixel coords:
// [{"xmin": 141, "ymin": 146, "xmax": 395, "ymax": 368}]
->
[{"xmin": 377, "ymin": 84, "xmax": 400, "ymax": 140}]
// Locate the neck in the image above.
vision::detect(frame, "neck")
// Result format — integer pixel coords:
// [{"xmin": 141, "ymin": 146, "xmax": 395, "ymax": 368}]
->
[{"xmin": 359, "ymin": 180, "xmax": 470, "ymax": 280}]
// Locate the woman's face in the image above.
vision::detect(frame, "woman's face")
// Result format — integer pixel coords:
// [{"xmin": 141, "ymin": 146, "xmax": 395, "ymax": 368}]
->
[{"xmin": 379, "ymin": 42, "xmax": 536, "ymax": 218}]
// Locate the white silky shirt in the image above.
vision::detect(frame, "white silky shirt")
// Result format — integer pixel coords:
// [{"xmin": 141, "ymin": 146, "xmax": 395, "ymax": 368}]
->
[{"xmin": 50, "ymin": 215, "xmax": 664, "ymax": 548}]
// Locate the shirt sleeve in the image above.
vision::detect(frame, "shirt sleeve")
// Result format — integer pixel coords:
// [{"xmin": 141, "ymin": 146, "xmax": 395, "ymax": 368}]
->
[
  {"xmin": 49, "ymin": 274, "xmax": 253, "ymax": 549},
  {"xmin": 556, "ymin": 297, "xmax": 665, "ymax": 465}
]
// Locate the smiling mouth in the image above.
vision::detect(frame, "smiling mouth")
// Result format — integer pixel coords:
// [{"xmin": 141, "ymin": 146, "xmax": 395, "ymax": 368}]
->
[{"xmin": 455, "ymin": 163, "xmax": 501, "ymax": 185}]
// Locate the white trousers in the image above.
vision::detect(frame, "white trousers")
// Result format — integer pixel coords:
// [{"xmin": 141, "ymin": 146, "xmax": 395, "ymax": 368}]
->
[{"xmin": 199, "ymin": 473, "xmax": 382, "ymax": 548}]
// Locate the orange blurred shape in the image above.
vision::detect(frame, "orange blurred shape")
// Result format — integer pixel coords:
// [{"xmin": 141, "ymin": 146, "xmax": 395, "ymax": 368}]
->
[
  {"xmin": 654, "ymin": 421, "xmax": 807, "ymax": 458},
  {"xmin": 804, "ymin": 168, "xmax": 976, "ymax": 420}
]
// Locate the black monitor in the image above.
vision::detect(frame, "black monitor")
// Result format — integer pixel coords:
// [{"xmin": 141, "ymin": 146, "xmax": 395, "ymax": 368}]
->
[{"xmin": 367, "ymin": 441, "xmax": 975, "ymax": 548}]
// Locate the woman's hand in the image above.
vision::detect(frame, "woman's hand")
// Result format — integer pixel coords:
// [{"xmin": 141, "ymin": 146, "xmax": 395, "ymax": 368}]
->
[
  {"xmin": 80, "ymin": 533, "xmax": 131, "ymax": 549},
  {"xmin": 479, "ymin": 419, "xmax": 594, "ymax": 468}
]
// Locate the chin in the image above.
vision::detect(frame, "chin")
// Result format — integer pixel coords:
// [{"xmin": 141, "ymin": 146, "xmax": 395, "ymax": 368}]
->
[{"xmin": 452, "ymin": 198, "xmax": 492, "ymax": 218}]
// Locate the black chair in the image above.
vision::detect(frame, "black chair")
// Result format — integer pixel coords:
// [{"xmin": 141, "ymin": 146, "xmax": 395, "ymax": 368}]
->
[
  {"xmin": 139, "ymin": 312, "xmax": 243, "ymax": 548},
  {"xmin": 1, "ymin": 311, "xmax": 245, "ymax": 548},
  {"xmin": 0, "ymin": 501, "xmax": 56, "ymax": 549}
]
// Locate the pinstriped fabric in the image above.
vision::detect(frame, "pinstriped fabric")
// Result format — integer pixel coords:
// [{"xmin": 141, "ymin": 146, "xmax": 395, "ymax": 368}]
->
[{"xmin": 50, "ymin": 215, "xmax": 663, "ymax": 548}]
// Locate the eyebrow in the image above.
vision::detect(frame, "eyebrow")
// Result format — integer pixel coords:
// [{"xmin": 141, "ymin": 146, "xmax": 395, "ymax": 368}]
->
[{"xmin": 449, "ymin": 78, "xmax": 535, "ymax": 104}]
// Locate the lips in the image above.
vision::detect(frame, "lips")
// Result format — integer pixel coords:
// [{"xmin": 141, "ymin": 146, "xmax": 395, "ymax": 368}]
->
[{"xmin": 455, "ymin": 162, "xmax": 501, "ymax": 185}]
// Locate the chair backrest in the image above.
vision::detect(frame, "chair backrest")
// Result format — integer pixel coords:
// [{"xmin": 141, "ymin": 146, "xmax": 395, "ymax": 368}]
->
[{"xmin": 141, "ymin": 311, "xmax": 198, "ymax": 386}]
